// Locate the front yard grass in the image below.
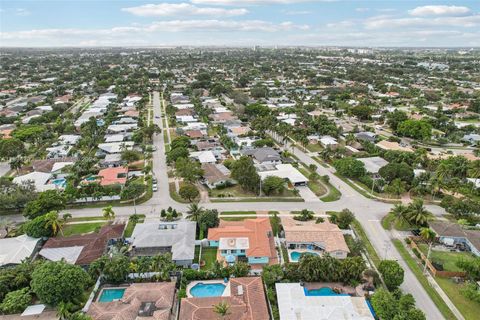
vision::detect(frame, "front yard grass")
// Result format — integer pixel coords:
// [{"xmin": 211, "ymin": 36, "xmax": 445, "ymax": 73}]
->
[
  {"xmin": 417, "ymin": 243, "xmax": 475, "ymax": 272},
  {"xmin": 195, "ymin": 247, "xmax": 218, "ymax": 269},
  {"xmin": 124, "ymin": 214, "xmax": 146, "ymax": 237},
  {"xmin": 436, "ymin": 277, "xmax": 480, "ymax": 320},
  {"xmin": 306, "ymin": 143, "xmax": 322, "ymax": 152},
  {"xmin": 62, "ymin": 222, "xmax": 106, "ymax": 237},
  {"xmin": 209, "ymin": 184, "xmax": 301, "ymax": 200},
  {"xmin": 381, "ymin": 212, "xmax": 413, "ymax": 231},
  {"xmin": 392, "ymin": 239, "xmax": 457, "ymax": 320}
]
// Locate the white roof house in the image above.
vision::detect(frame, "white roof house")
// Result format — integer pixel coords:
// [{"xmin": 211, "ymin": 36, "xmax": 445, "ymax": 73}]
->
[
  {"xmin": 357, "ymin": 157, "xmax": 389, "ymax": 174},
  {"xmin": 46, "ymin": 145, "xmax": 72, "ymax": 159},
  {"xmin": 275, "ymin": 283, "xmax": 374, "ymax": 320},
  {"xmin": 104, "ymin": 134, "xmax": 126, "ymax": 143},
  {"xmin": 58, "ymin": 134, "xmax": 81, "ymax": 145},
  {"xmin": 131, "ymin": 221, "xmax": 196, "ymax": 266},
  {"xmin": 0, "ymin": 235, "xmax": 40, "ymax": 267},
  {"xmin": 107, "ymin": 123, "xmax": 138, "ymax": 133},
  {"xmin": 13, "ymin": 172, "xmax": 56, "ymax": 192},
  {"xmin": 176, "ymin": 115, "xmax": 197, "ymax": 123},
  {"xmin": 258, "ymin": 164, "xmax": 308, "ymax": 186},
  {"xmin": 51, "ymin": 161, "xmax": 74, "ymax": 173},
  {"xmin": 98, "ymin": 141, "xmax": 134, "ymax": 154},
  {"xmin": 189, "ymin": 151, "xmax": 216, "ymax": 164},
  {"xmin": 320, "ymin": 136, "xmax": 338, "ymax": 147}
]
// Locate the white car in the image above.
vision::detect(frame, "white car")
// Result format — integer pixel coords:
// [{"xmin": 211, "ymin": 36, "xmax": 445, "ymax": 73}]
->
[{"xmin": 152, "ymin": 184, "xmax": 158, "ymax": 192}]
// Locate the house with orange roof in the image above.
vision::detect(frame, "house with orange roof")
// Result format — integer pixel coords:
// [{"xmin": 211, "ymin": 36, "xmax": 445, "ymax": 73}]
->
[
  {"xmin": 97, "ymin": 166, "xmax": 128, "ymax": 186},
  {"xmin": 207, "ymin": 218, "xmax": 277, "ymax": 268},
  {"xmin": 180, "ymin": 277, "xmax": 269, "ymax": 320},
  {"xmin": 281, "ymin": 217, "xmax": 350, "ymax": 260}
]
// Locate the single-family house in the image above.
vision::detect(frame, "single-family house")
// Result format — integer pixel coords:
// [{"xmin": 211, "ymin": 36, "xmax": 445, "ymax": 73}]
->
[
  {"xmin": 189, "ymin": 151, "xmax": 217, "ymax": 164},
  {"xmin": 13, "ymin": 172, "xmax": 56, "ymax": 192},
  {"xmin": 257, "ymin": 164, "xmax": 308, "ymax": 187},
  {"xmin": 429, "ymin": 221, "xmax": 480, "ymax": 257},
  {"xmin": 88, "ymin": 282, "xmax": 176, "ymax": 320},
  {"xmin": 207, "ymin": 218, "xmax": 277, "ymax": 268},
  {"xmin": 276, "ymin": 283, "xmax": 374, "ymax": 320},
  {"xmin": 97, "ymin": 141, "xmax": 134, "ymax": 154},
  {"xmin": 281, "ymin": 217, "xmax": 350, "ymax": 260},
  {"xmin": 201, "ymin": 163, "xmax": 234, "ymax": 189},
  {"xmin": 131, "ymin": 221, "xmax": 196, "ymax": 267},
  {"xmin": 97, "ymin": 167, "xmax": 128, "ymax": 186},
  {"xmin": 358, "ymin": 157, "xmax": 389, "ymax": 176},
  {"xmin": 180, "ymin": 277, "xmax": 269, "ymax": 320},
  {"xmin": 40, "ymin": 224, "xmax": 124, "ymax": 265},
  {"xmin": 241, "ymin": 147, "xmax": 281, "ymax": 165},
  {"xmin": 0, "ymin": 235, "xmax": 41, "ymax": 267},
  {"xmin": 320, "ymin": 136, "xmax": 338, "ymax": 149},
  {"xmin": 355, "ymin": 132, "xmax": 377, "ymax": 143}
]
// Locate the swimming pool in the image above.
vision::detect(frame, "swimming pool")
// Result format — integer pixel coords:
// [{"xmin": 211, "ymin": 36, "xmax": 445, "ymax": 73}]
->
[
  {"xmin": 304, "ymin": 287, "xmax": 349, "ymax": 296},
  {"xmin": 51, "ymin": 178, "xmax": 66, "ymax": 188},
  {"xmin": 189, "ymin": 283, "xmax": 226, "ymax": 297},
  {"xmin": 98, "ymin": 288, "xmax": 126, "ymax": 302},
  {"xmin": 290, "ymin": 251, "xmax": 319, "ymax": 262}
]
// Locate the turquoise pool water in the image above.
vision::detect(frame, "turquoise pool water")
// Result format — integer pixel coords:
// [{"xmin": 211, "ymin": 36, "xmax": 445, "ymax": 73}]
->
[
  {"xmin": 190, "ymin": 283, "xmax": 226, "ymax": 297},
  {"xmin": 98, "ymin": 288, "xmax": 126, "ymax": 302},
  {"xmin": 304, "ymin": 287, "xmax": 349, "ymax": 296},
  {"xmin": 290, "ymin": 251, "xmax": 319, "ymax": 262},
  {"xmin": 51, "ymin": 178, "xmax": 66, "ymax": 188}
]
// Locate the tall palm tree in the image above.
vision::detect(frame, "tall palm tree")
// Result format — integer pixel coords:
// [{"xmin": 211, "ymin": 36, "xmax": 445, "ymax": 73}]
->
[
  {"xmin": 9, "ymin": 156, "xmax": 25, "ymax": 174},
  {"xmin": 102, "ymin": 205, "xmax": 115, "ymax": 221},
  {"xmin": 420, "ymin": 227, "xmax": 436, "ymax": 274},
  {"xmin": 406, "ymin": 199, "xmax": 431, "ymax": 226},
  {"xmin": 186, "ymin": 203, "xmax": 204, "ymax": 222},
  {"xmin": 45, "ymin": 211, "xmax": 64, "ymax": 236},
  {"xmin": 129, "ymin": 213, "xmax": 140, "ymax": 224},
  {"xmin": 213, "ymin": 301, "xmax": 231, "ymax": 319},
  {"xmin": 389, "ymin": 204, "xmax": 409, "ymax": 228}
]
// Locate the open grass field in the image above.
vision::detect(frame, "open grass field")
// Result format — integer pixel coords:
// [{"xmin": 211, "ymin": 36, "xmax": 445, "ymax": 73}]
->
[{"xmin": 62, "ymin": 222, "xmax": 106, "ymax": 237}]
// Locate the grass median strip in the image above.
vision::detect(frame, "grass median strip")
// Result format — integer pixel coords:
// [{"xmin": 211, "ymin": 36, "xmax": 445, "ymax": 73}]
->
[
  {"xmin": 350, "ymin": 219, "xmax": 381, "ymax": 268},
  {"xmin": 392, "ymin": 239, "xmax": 457, "ymax": 320}
]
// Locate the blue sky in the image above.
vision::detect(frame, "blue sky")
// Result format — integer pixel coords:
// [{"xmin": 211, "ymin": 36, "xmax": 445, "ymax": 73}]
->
[{"xmin": 1, "ymin": 1, "xmax": 479, "ymax": 47}]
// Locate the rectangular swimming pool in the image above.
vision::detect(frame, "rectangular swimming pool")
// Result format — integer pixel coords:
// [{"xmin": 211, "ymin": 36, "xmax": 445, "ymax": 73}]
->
[{"xmin": 98, "ymin": 288, "xmax": 126, "ymax": 302}]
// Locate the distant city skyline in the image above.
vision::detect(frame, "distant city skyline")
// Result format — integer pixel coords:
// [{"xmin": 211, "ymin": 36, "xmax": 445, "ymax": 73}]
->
[{"xmin": 1, "ymin": 0, "xmax": 479, "ymax": 47}]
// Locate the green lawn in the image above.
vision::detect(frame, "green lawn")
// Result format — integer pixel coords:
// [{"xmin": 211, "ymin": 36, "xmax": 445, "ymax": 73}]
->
[
  {"xmin": 68, "ymin": 216, "xmax": 106, "ymax": 222},
  {"xmin": 124, "ymin": 215, "xmax": 146, "ymax": 237},
  {"xmin": 62, "ymin": 222, "xmax": 106, "ymax": 237},
  {"xmin": 195, "ymin": 247, "xmax": 218, "ymax": 269},
  {"xmin": 417, "ymin": 243, "xmax": 475, "ymax": 272},
  {"xmin": 350, "ymin": 219, "xmax": 381, "ymax": 268},
  {"xmin": 270, "ymin": 214, "xmax": 281, "ymax": 236},
  {"xmin": 297, "ymin": 166, "xmax": 328, "ymax": 197},
  {"xmin": 306, "ymin": 143, "xmax": 322, "ymax": 152},
  {"xmin": 392, "ymin": 239, "xmax": 457, "ymax": 320},
  {"xmin": 210, "ymin": 184, "xmax": 300, "ymax": 199},
  {"xmin": 381, "ymin": 213, "xmax": 413, "ymax": 231},
  {"xmin": 436, "ymin": 277, "xmax": 480, "ymax": 320},
  {"xmin": 320, "ymin": 183, "xmax": 342, "ymax": 202}
]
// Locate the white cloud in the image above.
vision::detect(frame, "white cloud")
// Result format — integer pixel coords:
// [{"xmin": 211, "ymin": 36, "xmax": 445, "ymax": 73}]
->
[
  {"xmin": 364, "ymin": 14, "xmax": 480, "ymax": 29},
  {"xmin": 15, "ymin": 8, "xmax": 30, "ymax": 16},
  {"xmin": 355, "ymin": 8, "xmax": 370, "ymax": 13},
  {"xmin": 122, "ymin": 3, "xmax": 248, "ymax": 17},
  {"xmin": 191, "ymin": 0, "xmax": 324, "ymax": 5},
  {"xmin": 409, "ymin": 5, "xmax": 471, "ymax": 17}
]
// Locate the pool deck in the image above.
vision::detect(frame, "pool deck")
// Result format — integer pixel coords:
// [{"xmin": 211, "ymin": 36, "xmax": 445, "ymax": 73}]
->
[
  {"xmin": 186, "ymin": 279, "xmax": 231, "ymax": 298},
  {"xmin": 304, "ymin": 282, "xmax": 365, "ymax": 296}
]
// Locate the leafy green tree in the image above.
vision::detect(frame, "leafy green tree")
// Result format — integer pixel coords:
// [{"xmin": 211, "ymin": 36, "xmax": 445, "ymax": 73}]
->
[
  {"xmin": 379, "ymin": 162, "xmax": 414, "ymax": 184},
  {"xmin": 387, "ymin": 110, "xmax": 408, "ymax": 131},
  {"xmin": 335, "ymin": 209, "xmax": 355, "ymax": 229},
  {"xmin": 262, "ymin": 176, "xmax": 285, "ymax": 195},
  {"xmin": 351, "ymin": 105, "xmax": 373, "ymax": 120},
  {"xmin": 121, "ymin": 149, "xmax": 141, "ymax": 163},
  {"xmin": 385, "ymin": 178, "xmax": 407, "ymax": 196},
  {"xmin": 23, "ymin": 214, "xmax": 54, "ymax": 238},
  {"xmin": 456, "ymin": 257, "xmax": 480, "ymax": 281},
  {"xmin": 166, "ymin": 146, "xmax": 189, "ymax": 164},
  {"xmin": 175, "ymin": 158, "xmax": 203, "ymax": 183},
  {"xmin": 262, "ymin": 265, "xmax": 284, "ymax": 287},
  {"xmin": 179, "ymin": 184, "xmax": 199, "ymax": 202},
  {"xmin": 232, "ymin": 262, "xmax": 250, "ymax": 277},
  {"xmin": 0, "ymin": 138, "xmax": 25, "ymax": 159},
  {"xmin": 120, "ymin": 181, "xmax": 146, "ymax": 200},
  {"xmin": 12, "ymin": 125, "xmax": 47, "ymax": 143},
  {"xmin": 31, "ymin": 261, "xmax": 91, "ymax": 306},
  {"xmin": 378, "ymin": 260, "xmax": 404, "ymax": 290},
  {"xmin": 89, "ymin": 254, "xmax": 130, "ymax": 284},
  {"xmin": 198, "ymin": 209, "xmax": 220, "ymax": 231},
  {"xmin": 333, "ymin": 157, "xmax": 366, "ymax": 178},
  {"xmin": 397, "ymin": 120, "xmax": 432, "ymax": 140},
  {"xmin": 0, "ymin": 288, "xmax": 32, "ymax": 314},
  {"xmin": 231, "ymin": 156, "xmax": 261, "ymax": 193},
  {"xmin": 23, "ymin": 190, "xmax": 67, "ymax": 219},
  {"xmin": 371, "ymin": 288, "xmax": 398, "ymax": 320}
]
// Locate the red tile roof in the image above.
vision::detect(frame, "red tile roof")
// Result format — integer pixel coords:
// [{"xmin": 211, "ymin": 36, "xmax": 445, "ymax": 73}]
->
[
  {"xmin": 179, "ymin": 277, "xmax": 269, "ymax": 320},
  {"xmin": 208, "ymin": 218, "xmax": 274, "ymax": 258}
]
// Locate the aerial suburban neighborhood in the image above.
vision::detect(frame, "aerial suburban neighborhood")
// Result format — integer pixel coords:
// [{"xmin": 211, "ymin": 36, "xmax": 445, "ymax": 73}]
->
[{"xmin": 1, "ymin": 1, "xmax": 480, "ymax": 320}]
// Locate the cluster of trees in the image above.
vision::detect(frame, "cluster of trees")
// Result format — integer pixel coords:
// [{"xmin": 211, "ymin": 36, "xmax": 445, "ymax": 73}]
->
[
  {"xmin": 23, "ymin": 210, "xmax": 70, "ymax": 238},
  {"xmin": 0, "ymin": 178, "xmax": 37, "ymax": 211},
  {"xmin": 185, "ymin": 204, "xmax": 220, "ymax": 239},
  {"xmin": 371, "ymin": 289, "xmax": 426, "ymax": 320},
  {"xmin": 388, "ymin": 200, "xmax": 432, "ymax": 227},
  {"xmin": 457, "ymin": 257, "xmax": 480, "ymax": 303},
  {"xmin": 231, "ymin": 156, "xmax": 261, "ymax": 194}
]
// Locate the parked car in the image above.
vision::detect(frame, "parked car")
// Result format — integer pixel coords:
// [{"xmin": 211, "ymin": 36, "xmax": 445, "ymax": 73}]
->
[{"xmin": 153, "ymin": 184, "xmax": 158, "ymax": 192}]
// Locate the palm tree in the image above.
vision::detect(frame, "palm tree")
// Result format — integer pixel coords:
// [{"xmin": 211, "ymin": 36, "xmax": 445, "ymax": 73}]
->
[
  {"xmin": 420, "ymin": 227, "xmax": 436, "ymax": 274},
  {"xmin": 186, "ymin": 203, "xmax": 204, "ymax": 222},
  {"xmin": 467, "ymin": 160, "xmax": 480, "ymax": 179},
  {"xmin": 56, "ymin": 302, "xmax": 74, "ymax": 320},
  {"xmin": 62, "ymin": 213, "xmax": 72, "ymax": 223},
  {"xmin": 129, "ymin": 213, "xmax": 140, "ymax": 224},
  {"xmin": 406, "ymin": 199, "xmax": 431, "ymax": 226},
  {"xmin": 102, "ymin": 205, "xmax": 115, "ymax": 221},
  {"xmin": 389, "ymin": 204, "xmax": 409, "ymax": 228},
  {"xmin": 345, "ymin": 133, "xmax": 356, "ymax": 146},
  {"xmin": 9, "ymin": 156, "xmax": 25, "ymax": 173},
  {"xmin": 213, "ymin": 301, "xmax": 231, "ymax": 319},
  {"xmin": 45, "ymin": 211, "xmax": 64, "ymax": 236}
]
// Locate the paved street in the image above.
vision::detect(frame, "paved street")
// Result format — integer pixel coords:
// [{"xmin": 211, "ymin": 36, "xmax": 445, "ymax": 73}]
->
[{"xmin": 6, "ymin": 91, "xmax": 446, "ymax": 319}]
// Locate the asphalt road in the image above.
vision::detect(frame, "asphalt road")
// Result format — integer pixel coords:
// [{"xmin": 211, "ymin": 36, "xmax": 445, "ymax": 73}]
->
[{"xmin": 8, "ymin": 91, "xmax": 447, "ymax": 320}]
